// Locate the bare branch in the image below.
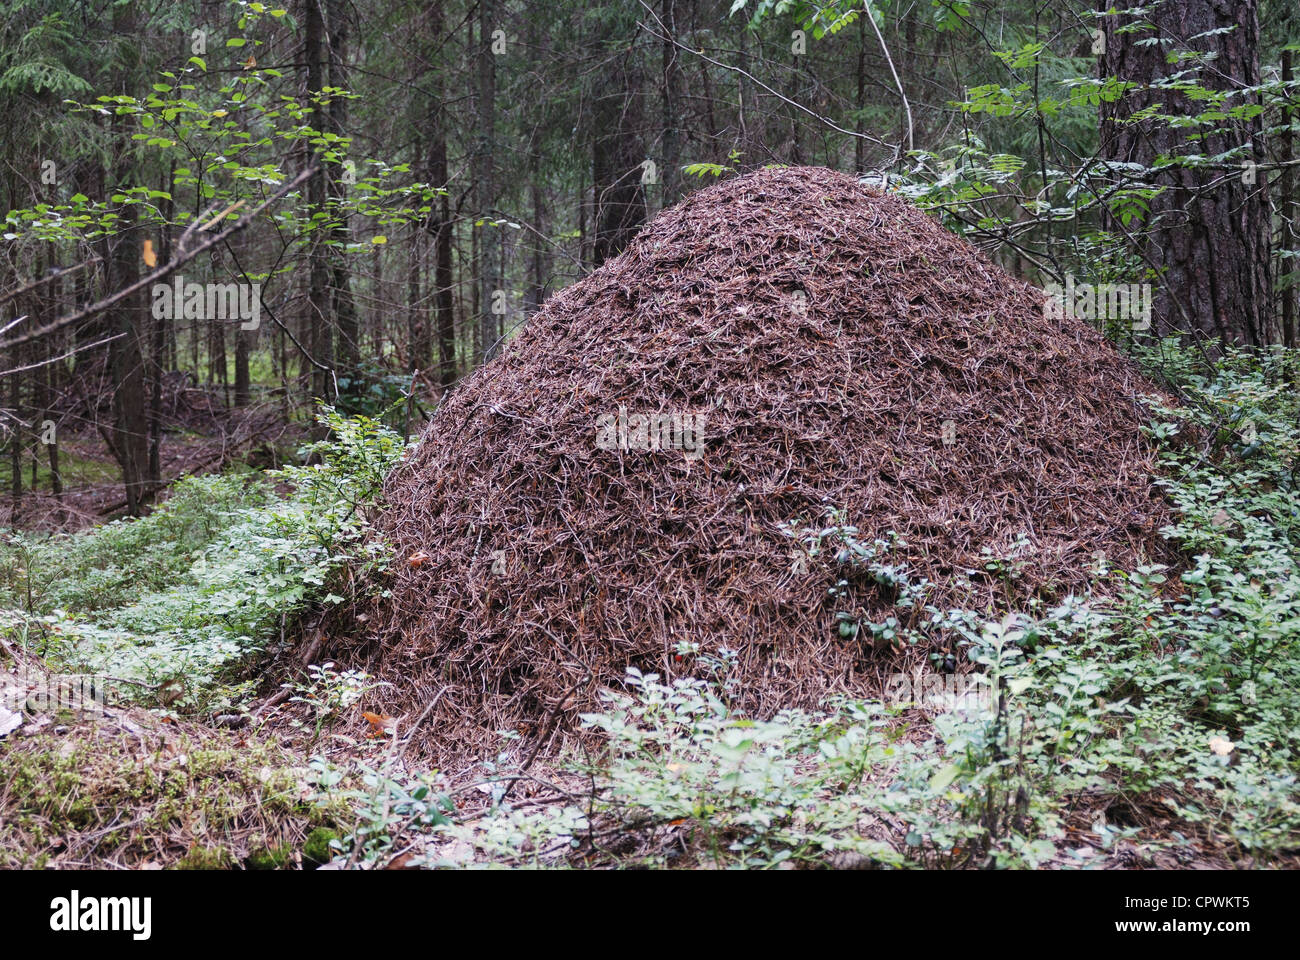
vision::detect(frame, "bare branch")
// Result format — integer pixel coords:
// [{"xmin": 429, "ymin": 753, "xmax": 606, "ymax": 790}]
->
[{"xmin": 0, "ymin": 166, "xmax": 317, "ymax": 355}]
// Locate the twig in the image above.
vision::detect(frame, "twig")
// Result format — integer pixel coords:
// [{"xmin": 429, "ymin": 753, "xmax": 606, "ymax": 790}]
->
[
  {"xmin": 0, "ymin": 166, "xmax": 316, "ymax": 355},
  {"xmin": 399, "ymin": 685, "xmax": 449, "ymax": 758},
  {"xmin": 863, "ymin": 1, "xmax": 913, "ymax": 161}
]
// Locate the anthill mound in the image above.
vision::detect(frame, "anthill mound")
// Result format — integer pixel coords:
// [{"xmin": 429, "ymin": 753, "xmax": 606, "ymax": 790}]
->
[{"xmin": 338, "ymin": 166, "xmax": 1170, "ymax": 757}]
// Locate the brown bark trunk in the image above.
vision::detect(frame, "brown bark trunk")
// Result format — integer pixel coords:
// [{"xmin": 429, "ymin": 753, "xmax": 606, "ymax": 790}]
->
[
  {"xmin": 1099, "ymin": 0, "xmax": 1275, "ymax": 345},
  {"xmin": 149, "ymin": 164, "xmax": 172, "ymax": 477},
  {"xmin": 303, "ymin": 0, "xmax": 334, "ymax": 414},
  {"xmin": 475, "ymin": 0, "xmax": 498, "ymax": 362},
  {"xmin": 328, "ymin": 0, "xmax": 359, "ymax": 377},
  {"xmin": 1282, "ymin": 49, "xmax": 1295, "ymax": 350},
  {"xmin": 106, "ymin": 199, "xmax": 150, "ymax": 515},
  {"xmin": 431, "ymin": 135, "xmax": 455, "ymax": 387},
  {"xmin": 593, "ymin": 48, "xmax": 646, "ymax": 266},
  {"xmin": 660, "ymin": 0, "xmax": 682, "ymax": 206}
]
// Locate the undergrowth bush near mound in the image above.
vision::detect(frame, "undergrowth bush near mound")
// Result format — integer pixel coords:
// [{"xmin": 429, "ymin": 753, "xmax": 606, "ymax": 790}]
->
[{"xmin": 0, "ymin": 407, "xmax": 406, "ymax": 712}]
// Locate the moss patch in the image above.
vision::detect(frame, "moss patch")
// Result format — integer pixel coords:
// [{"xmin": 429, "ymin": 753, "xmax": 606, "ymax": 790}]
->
[{"xmin": 0, "ymin": 709, "xmax": 344, "ymax": 869}]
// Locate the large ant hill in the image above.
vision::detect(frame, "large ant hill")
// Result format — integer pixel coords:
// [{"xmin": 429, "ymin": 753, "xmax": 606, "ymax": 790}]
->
[{"xmin": 330, "ymin": 166, "xmax": 1171, "ymax": 758}]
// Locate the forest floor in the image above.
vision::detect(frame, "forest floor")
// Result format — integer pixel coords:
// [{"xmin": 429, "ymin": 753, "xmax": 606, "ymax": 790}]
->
[
  {"xmin": 8, "ymin": 388, "xmax": 304, "ymax": 531},
  {"xmin": 2, "ymin": 339, "xmax": 1298, "ymax": 870},
  {"xmin": 0, "ymin": 667, "xmax": 1278, "ymax": 870}
]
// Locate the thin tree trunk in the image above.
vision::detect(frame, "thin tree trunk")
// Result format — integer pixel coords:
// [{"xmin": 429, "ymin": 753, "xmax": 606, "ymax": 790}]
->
[
  {"xmin": 1282, "ymin": 49, "xmax": 1295, "ymax": 349},
  {"xmin": 234, "ymin": 326, "xmax": 250, "ymax": 406},
  {"xmin": 9, "ymin": 313, "xmax": 22, "ymax": 518},
  {"xmin": 150, "ymin": 164, "xmax": 172, "ymax": 478},
  {"xmin": 328, "ymin": 0, "xmax": 359, "ymax": 377},
  {"xmin": 593, "ymin": 44, "xmax": 647, "ymax": 266},
  {"xmin": 303, "ymin": 0, "xmax": 334, "ymax": 414},
  {"xmin": 474, "ymin": 0, "xmax": 498, "ymax": 361},
  {"xmin": 855, "ymin": 12, "xmax": 866, "ymax": 173},
  {"xmin": 407, "ymin": 219, "xmax": 424, "ymax": 373},
  {"xmin": 106, "ymin": 198, "xmax": 150, "ymax": 515},
  {"xmin": 432, "ymin": 134, "xmax": 455, "ymax": 387},
  {"xmin": 661, "ymin": 0, "xmax": 682, "ymax": 206},
  {"xmin": 526, "ymin": 152, "xmax": 545, "ymax": 315}
]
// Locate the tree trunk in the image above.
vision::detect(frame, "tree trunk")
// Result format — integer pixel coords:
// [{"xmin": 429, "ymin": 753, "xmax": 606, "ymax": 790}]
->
[
  {"xmin": 475, "ymin": 0, "xmax": 498, "ymax": 362},
  {"xmin": 8, "ymin": 322, "xmax": 22, "ymax": 519},
  {"xmin": 855, "ymin": 11, "xmax": 866, "ymax": 173},
  {"xmin": 431, "ymin": 134, "xmax": 455, "ymax": 388},
  {"xmin": 328, "ymin": 0, "xmax": 359, "ymax": 377},
  {"xmin": 234, "ymin": 327, "xmax": 251, "ymax": 406},
  {"xmin": 1282, "ymin": 49, "xmax": 1295, "ymax": 350},
  {"xmin": 407, "ymin": 217, "xmax": 424, "ymax": 373},
  {"xmin": 303, "ymin": 0, "xmax": 334, "ymax": 413},
  {"xmin": 660, "ymin": 0, "xmax": 682, "ymax": 207},
  {"xmin": 106, "ymin": 199, "xmax": 150, "ymax": 515},
  {"xmin": 737, "ymin": 15, "xmax": 752, "ymax": 161},
  {"xmin": 1099, "ymin": 0, "xmax": 1275, "ymax": 345},
  {"xmin": 149, "ymin": 164, "xmax": 172, "ymax": 477},
  {"xmin": 592, "ymin": 48, "xmax": 647, "ymax": 266},
  {"xmin": 526, "ymin": 152, "xmax": 546, "ymax": 316}
]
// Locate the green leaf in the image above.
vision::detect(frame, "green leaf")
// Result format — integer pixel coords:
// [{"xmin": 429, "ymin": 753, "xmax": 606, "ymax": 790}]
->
[{"xmin": 930, "ymin": 764, "xmax": 960, "ymax": 792}]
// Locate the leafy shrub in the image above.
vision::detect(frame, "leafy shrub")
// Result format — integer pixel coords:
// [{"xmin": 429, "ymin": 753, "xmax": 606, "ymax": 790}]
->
[{"xmin": 0, "ymin": 407, "xmax": 406, "ymax": 711}]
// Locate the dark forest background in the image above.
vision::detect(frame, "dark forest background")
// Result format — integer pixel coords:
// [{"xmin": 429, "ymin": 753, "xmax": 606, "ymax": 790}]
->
[{"xmin": 0, "ymin": 0, "xmax": 1296, "ymax": 521}]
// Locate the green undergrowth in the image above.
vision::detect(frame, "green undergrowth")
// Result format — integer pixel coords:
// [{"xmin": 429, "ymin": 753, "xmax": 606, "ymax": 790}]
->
[{"xmin": 0, "ymin": 406, "xmax": 406, "ymax": 713}]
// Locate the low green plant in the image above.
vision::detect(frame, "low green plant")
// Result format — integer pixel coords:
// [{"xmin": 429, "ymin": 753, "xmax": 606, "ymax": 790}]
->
[
  {"xmin": 0, "ymin": 406, "xmax": 407, "ymax": 712},
  {"xmin": 285, "ymin": 662, "xmax": 391, "ymax": 744},
  {"xmin": 308, "ymin": 753, "xmax": 453, "ymax": 866}
]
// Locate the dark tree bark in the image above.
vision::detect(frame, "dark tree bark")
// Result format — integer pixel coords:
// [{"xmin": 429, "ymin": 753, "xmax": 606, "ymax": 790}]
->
[
  {"xmin": 660, "ymin": 0, "xmax": 682, "ymax": 206},
  {"xmin": 1099, "ymin": 0, "xmax": 1275, "ymax": 345},
  {"xmin": 431, "ymin": 133, "xmax": 455, "ymax": 387},
  {"xmin": 592, "ymin": 49, "xmax": 646, "ymax": 266},
  {"xmin": 303, "ymin": 0, "xmax": 335, "ymax": 411},
  {"xmin": 418, "ymin": 1, "xmax": 456, "ymax": 387},
  {"xmin": 526, "ymin": 150, "xmax": 546, "ymax": 316},
  {"xmin": 149, "ymin": 164, "xmax": 172, "ymax": 477},
  {"xmin": 475, "ymin": 0, "xmax": 498, "ymax": 361},
  {"xmin": 855, "ymin": 11, "xmax": 866, "ymax": 173},
  {"xmin": 1282, "ymin": 48, "xmax": 1295, "ymax": 350},
  {"xmin": 95, "ymin": 0, "xmax": 151, "ymax": 516},
  {"xmin": 407, "ymin": 208, "xmax": 425, "ymax": 374},
  {"xmin": 42, "ymin": 337, "xmax": 61, "ymax": 505},
  {"xmin": 34, "ymin": 267, "xmax": 61, "ymax": 507},
  {"xmin": 234, "ymin": 325, "xmax": 251, "ymax": 406},
  {"xmin": 737, "ymin": 18, "xmax": 752, "ymax": 161},
  {"xmin": 8, "ymin": 291, "xmax": 22, "ymax": 517},
  {"xmin": 207, "ymin": 299, "xmax": 228, "ymax": 405},
  {"xmin": 524, "ymin": 12, "xmax": 548, "ymax": 316},
  {"xmin": 328, "ymin": 0, "xmax": 359, "ymax": 377},
  {"xmin": 105, "ymin": 198, "xmax": 150, "ymax": 515}
]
